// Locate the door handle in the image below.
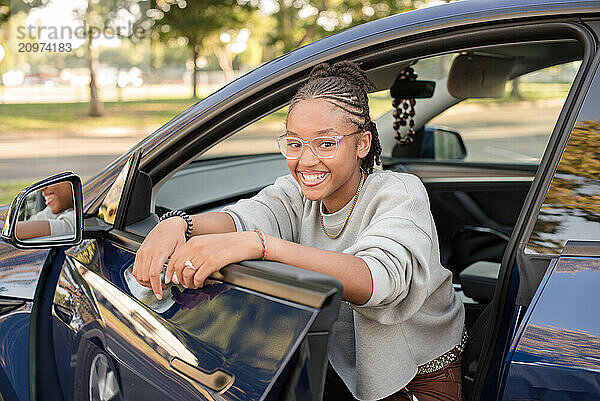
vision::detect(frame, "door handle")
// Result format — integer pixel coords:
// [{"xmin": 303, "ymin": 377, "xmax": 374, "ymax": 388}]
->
[{"xmin": 170, "ymin": 357, "xmax": 234, "ymax": 394}]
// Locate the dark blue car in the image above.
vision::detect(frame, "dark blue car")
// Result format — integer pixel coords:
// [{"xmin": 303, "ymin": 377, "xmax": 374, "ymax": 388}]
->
[{"xmin": 1, "ymin": 0, "xmax": 599, "ymax": 400}]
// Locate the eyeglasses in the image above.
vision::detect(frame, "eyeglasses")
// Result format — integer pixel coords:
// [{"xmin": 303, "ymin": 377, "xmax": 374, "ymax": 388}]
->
[{"xmin": 276, "ymin": 129, "xmax": 363, "ymax": 159}]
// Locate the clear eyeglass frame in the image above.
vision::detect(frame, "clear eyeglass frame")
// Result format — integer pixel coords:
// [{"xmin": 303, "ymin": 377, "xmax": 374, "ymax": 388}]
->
[{"xmin": 276, "ymin": 129, "xmax": 363, "ymax": 159}]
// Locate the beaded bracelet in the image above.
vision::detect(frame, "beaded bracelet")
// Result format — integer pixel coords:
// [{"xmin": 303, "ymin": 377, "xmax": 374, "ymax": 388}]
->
[
  {"xmin": 254, "ymin": 229, "xmax": 267, "ymax": 260},
  {"xmin": 159, "ymin": 210, "xmax": 193, "ymax": 240}
]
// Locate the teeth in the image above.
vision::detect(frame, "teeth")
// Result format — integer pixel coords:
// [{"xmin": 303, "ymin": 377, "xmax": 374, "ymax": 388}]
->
[{"xmin": 302, "ymin": 172, "xmax": 326, "ymax": 181}]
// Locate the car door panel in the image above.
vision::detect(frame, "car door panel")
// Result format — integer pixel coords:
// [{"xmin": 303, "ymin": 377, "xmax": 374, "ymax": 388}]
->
[
  {"xmin": 398, "ymin": 164, "xmax": 534, "ymax": 274},
  {"xmin": 155, "ymin": 155, "xmax": 289, "ymax": 214},
  {"xmin": 0, "ymin": 243, "xmax": 49, "ymax": 300},
  {"xmin": 0, "ymin": 303, "xmax": 32, "ymax": 401},
  {"xmin": 52, "ymin": 237, "xmax": 337, "ymax": 401},
  {"xmin": 501, "ymin": 254, "xmax": 600, "ymax": 400}
]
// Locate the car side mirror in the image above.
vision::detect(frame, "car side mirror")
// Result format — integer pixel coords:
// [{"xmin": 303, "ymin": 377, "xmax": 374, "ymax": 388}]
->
[
  {"xmin": 421, "ymin": 127, "xmax": 467, "ymax": 160},
  {"xmin": 1, "ymin": 172, "xmax": 83, "ymax": 249}
]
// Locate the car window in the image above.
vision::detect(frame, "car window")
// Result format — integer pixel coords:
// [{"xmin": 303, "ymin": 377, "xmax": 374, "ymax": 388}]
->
[
  {"xmin": 97, "ymin": 155, "xmax": 135, "ymax": 225},
  {"xmin": 375, "ymin": 53, "xmax": 581, "ymax": 165},
  {"xmin": 525, "ymin": 66, "xmax": 600, "ymax": 255},
  {"xmin": 198, "ymin": 106, "xmax": 288, "ymax": 160},
  {"xmin": 154, "ymin": 96, "xmax": 393, "ymax": 212},
  {"xmin": 431, "ymin": 63, "xmax": 578, "ymax": 164},
  {"xmin": 196, "ymin": 93, "xmax": 394, "ymax": 161}
]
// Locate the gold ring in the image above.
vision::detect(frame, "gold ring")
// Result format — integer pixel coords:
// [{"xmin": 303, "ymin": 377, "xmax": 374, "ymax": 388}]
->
[{"xmin": 184, "ymin": 260, "xmax": 197, "ymax": 271}]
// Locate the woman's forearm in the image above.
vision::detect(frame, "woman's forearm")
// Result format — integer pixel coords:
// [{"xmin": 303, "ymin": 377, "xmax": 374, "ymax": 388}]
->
[
  {"xmin": 15, "ymin": 220, "xmax": 51, "ymax": 240},
  {"xmin": 265, "ymin": 234, "xmax": 373, "ymax": 305},
  {"xmin": 183, "ymin": 212, "xmax": 373, "ymax": 304},
  {"xmin": 190, "ymin": 212, "xmax": 236, "ymax": 236}
]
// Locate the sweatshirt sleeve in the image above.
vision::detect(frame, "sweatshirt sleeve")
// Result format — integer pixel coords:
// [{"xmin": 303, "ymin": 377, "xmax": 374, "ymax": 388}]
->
[
  {"xmin": 29, "ymin": 207, "xmax": 76, "ymax": 236},
  {"xmin": 48, "ymin": 209, "xmax": 76, "ymax": 235},
  {"xmin": 221, "ymin": 175, "xmax": 304, "ymax": 241},
  {"xmin": 343, "ymin": 174, "xmax": 437, "ymax": 325}
]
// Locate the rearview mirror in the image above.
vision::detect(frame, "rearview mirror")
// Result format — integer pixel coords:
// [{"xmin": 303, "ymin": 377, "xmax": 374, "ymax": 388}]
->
[
  {"xmin": 1, "ymin": 172, "xmax": 83, "ymax": 249},
  {"xmin": 390, "ymin": 77, "xmax": 436, "ymax": 99}
]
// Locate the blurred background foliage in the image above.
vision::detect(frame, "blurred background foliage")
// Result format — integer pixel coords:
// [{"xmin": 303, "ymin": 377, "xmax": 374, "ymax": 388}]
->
[{"xmin": 0, "ymin": 0, "xmax": 427, "ymax": 105}]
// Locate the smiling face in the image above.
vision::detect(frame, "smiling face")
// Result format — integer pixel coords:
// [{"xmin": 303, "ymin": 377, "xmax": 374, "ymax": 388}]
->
[
  {"xmin": 41, "ymin": 182, "xmax": 74, "ymax": 214},
  {"xmin": 285, "ymin": 98, "xmax": 371, "ymax": 212}
]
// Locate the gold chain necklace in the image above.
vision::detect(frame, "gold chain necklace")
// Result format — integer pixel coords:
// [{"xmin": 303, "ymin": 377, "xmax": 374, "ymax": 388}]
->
[{"xmin": 320, "ymin": 172, "xmax": 365, "ymax": 239}]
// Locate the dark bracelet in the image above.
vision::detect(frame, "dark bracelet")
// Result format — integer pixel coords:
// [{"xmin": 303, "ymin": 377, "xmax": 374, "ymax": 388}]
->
[{"xmin": 159, "ymin": 210, "xmax": 193, "ymax": 240}]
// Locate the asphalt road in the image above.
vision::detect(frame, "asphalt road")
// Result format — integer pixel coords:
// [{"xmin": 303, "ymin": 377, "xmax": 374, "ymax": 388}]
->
[{"xmin": 0, "ymin": 155, "xmax": 119, "ymax": 182}]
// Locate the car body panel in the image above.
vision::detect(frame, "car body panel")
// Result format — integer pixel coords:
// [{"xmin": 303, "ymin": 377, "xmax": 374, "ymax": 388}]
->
[
  {"xmin": 501, "ymin": 257, "xmax": 600, "ymax": 400},
  {"xmin": 0, "ymin": 303, "xmax": 32, "ymax": 401},
  {"xmin": 53, "ymin": 238, "xmax": 321, "ymax": 401},
  {"xmin": 0, "ymin": 245, "xmax": 48, "ymax": 300}
]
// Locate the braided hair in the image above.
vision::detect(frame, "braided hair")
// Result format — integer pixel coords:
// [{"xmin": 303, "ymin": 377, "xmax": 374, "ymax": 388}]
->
[{"xmin": 288, "ymin": 61, "xmax": 382, "ymax": 174}]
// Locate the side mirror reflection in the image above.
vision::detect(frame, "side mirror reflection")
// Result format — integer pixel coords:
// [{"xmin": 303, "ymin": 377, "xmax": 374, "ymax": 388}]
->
[
  {"xmin": 1, "ymin": 172, "xmax": 83, "ymax": 249},
  {"xmin": 418, "ymin": 127, "xmax": 467, "ymax": 160},
  {"xmin": 432, "ymin": 128, "xmax": 467, "ymax": 160},
  {"xmin": 15, "ymin": 181, "xmax": 76, "ymax": 242}
]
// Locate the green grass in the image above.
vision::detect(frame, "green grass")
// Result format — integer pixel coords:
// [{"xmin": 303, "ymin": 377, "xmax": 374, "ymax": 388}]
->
[
  {"xmin": 0, "ymin": 181, "xmax": 32, "ymax": 206},
  {"xmin": 0, "ymin": 98, "xmax": 199, "ymax": 134}
]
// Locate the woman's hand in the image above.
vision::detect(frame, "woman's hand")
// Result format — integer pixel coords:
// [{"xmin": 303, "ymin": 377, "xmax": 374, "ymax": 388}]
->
[
  {"xmin": 165, "ymin": 231, "xmax": 263, "ymax": 289},
  {"xmin": 132, "ymin": 217, "xmax": 188, "ymax": 299}
]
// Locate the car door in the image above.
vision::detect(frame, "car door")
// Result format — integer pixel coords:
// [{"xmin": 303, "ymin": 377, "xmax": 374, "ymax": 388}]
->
[
  {"xmin": 44, "ymin": 153, "xmax": 342, "ymax": 401},
  {"xmin": 498, "ymin": 45, "xmax": 600, "ymax": 400}
]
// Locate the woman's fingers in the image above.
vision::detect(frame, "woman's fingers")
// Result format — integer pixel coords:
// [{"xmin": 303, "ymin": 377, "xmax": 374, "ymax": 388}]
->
[
  {"xmin": 181, "ymin": 261, "xmax": 198, "ymax": 288},
  {"xmin": 165, "ymin": 253, "xmax": 178, "ymax": 284},
  {"xmin": 193, "ymin": 266, "xmax": 213, "ymax": 289},
  {"xmin": 149, "ymin": 253, "xmax": 169, "ymax": 299},
  {"xmin": 133, "ymin": 249, "xmax": 154, "ymax": 288},
  {"xmin": 134, "ymin": 218, "xmax": 188, "ymax": 296},
  {"xmin": 167, "ymin": 252, "xmax": 182, "ymax": 285}
]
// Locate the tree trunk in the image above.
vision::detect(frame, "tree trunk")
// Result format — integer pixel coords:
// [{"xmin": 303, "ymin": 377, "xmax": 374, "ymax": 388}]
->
[
  {"xmin": 213, "ymin": 45, "xmax": 235, "ymax": 82},
  {"xmin": 511, "ymin": 76, "xmax": 521, "ymax": 98},
  {"xmin": 87, "ymin": 2, "xmax": 103, "ymax": 117},
  {"xmin": 296, "ymin": 0, "xmax": 328, "ymax": 48},
  {"xmin": 192, "ymin": 46, "xmax": 199, "ymax": 99}
]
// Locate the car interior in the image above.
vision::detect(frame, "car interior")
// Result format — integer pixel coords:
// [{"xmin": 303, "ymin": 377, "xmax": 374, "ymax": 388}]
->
[{"xmin": 93, "ymin": 32, "xmax": 585, "ymax": 400}]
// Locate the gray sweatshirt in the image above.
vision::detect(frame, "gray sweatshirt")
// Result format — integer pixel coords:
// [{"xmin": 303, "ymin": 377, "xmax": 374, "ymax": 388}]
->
[
  {"xmin": 222, "ymin": 170, "xmax": 464, "ymax": 400},
  {"xmin": 29, "ymin": 207, "xmax": 76, "ymax": 236}
]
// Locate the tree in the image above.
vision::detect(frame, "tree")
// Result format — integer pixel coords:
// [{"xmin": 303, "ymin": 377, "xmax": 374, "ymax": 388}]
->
[
  {"xmin": 2, "ymin": 0, "xmax": 148, "ymax": 116},
  {"xmin": 149, "ymin": 0, "xmax": 256, "ymax": 98},
  {"xmin": 72, "ymin": 0, "xmax": 150, "ymax": 116},
  {"xmin": 0, "ymin": 0, "xmax": 46, "ymax": 25},
  {"xmin": 511, "ymin": 76, "xmax": 521, "ymax": 98},
  {"xmin": 253, "ymin": 0, "xmax": 417, "ymax": 57}
]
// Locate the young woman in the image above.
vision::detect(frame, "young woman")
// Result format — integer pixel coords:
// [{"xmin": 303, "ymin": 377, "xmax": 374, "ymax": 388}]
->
[{"xmin": 132, "ymin": 61, "xmax": 465, "ymax": 401}]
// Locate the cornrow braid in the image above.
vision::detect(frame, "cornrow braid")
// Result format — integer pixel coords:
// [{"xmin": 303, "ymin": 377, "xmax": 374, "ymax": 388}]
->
[{"xmin": 288, "ymin": 61, "xmax": 382, "ymax": 173}]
